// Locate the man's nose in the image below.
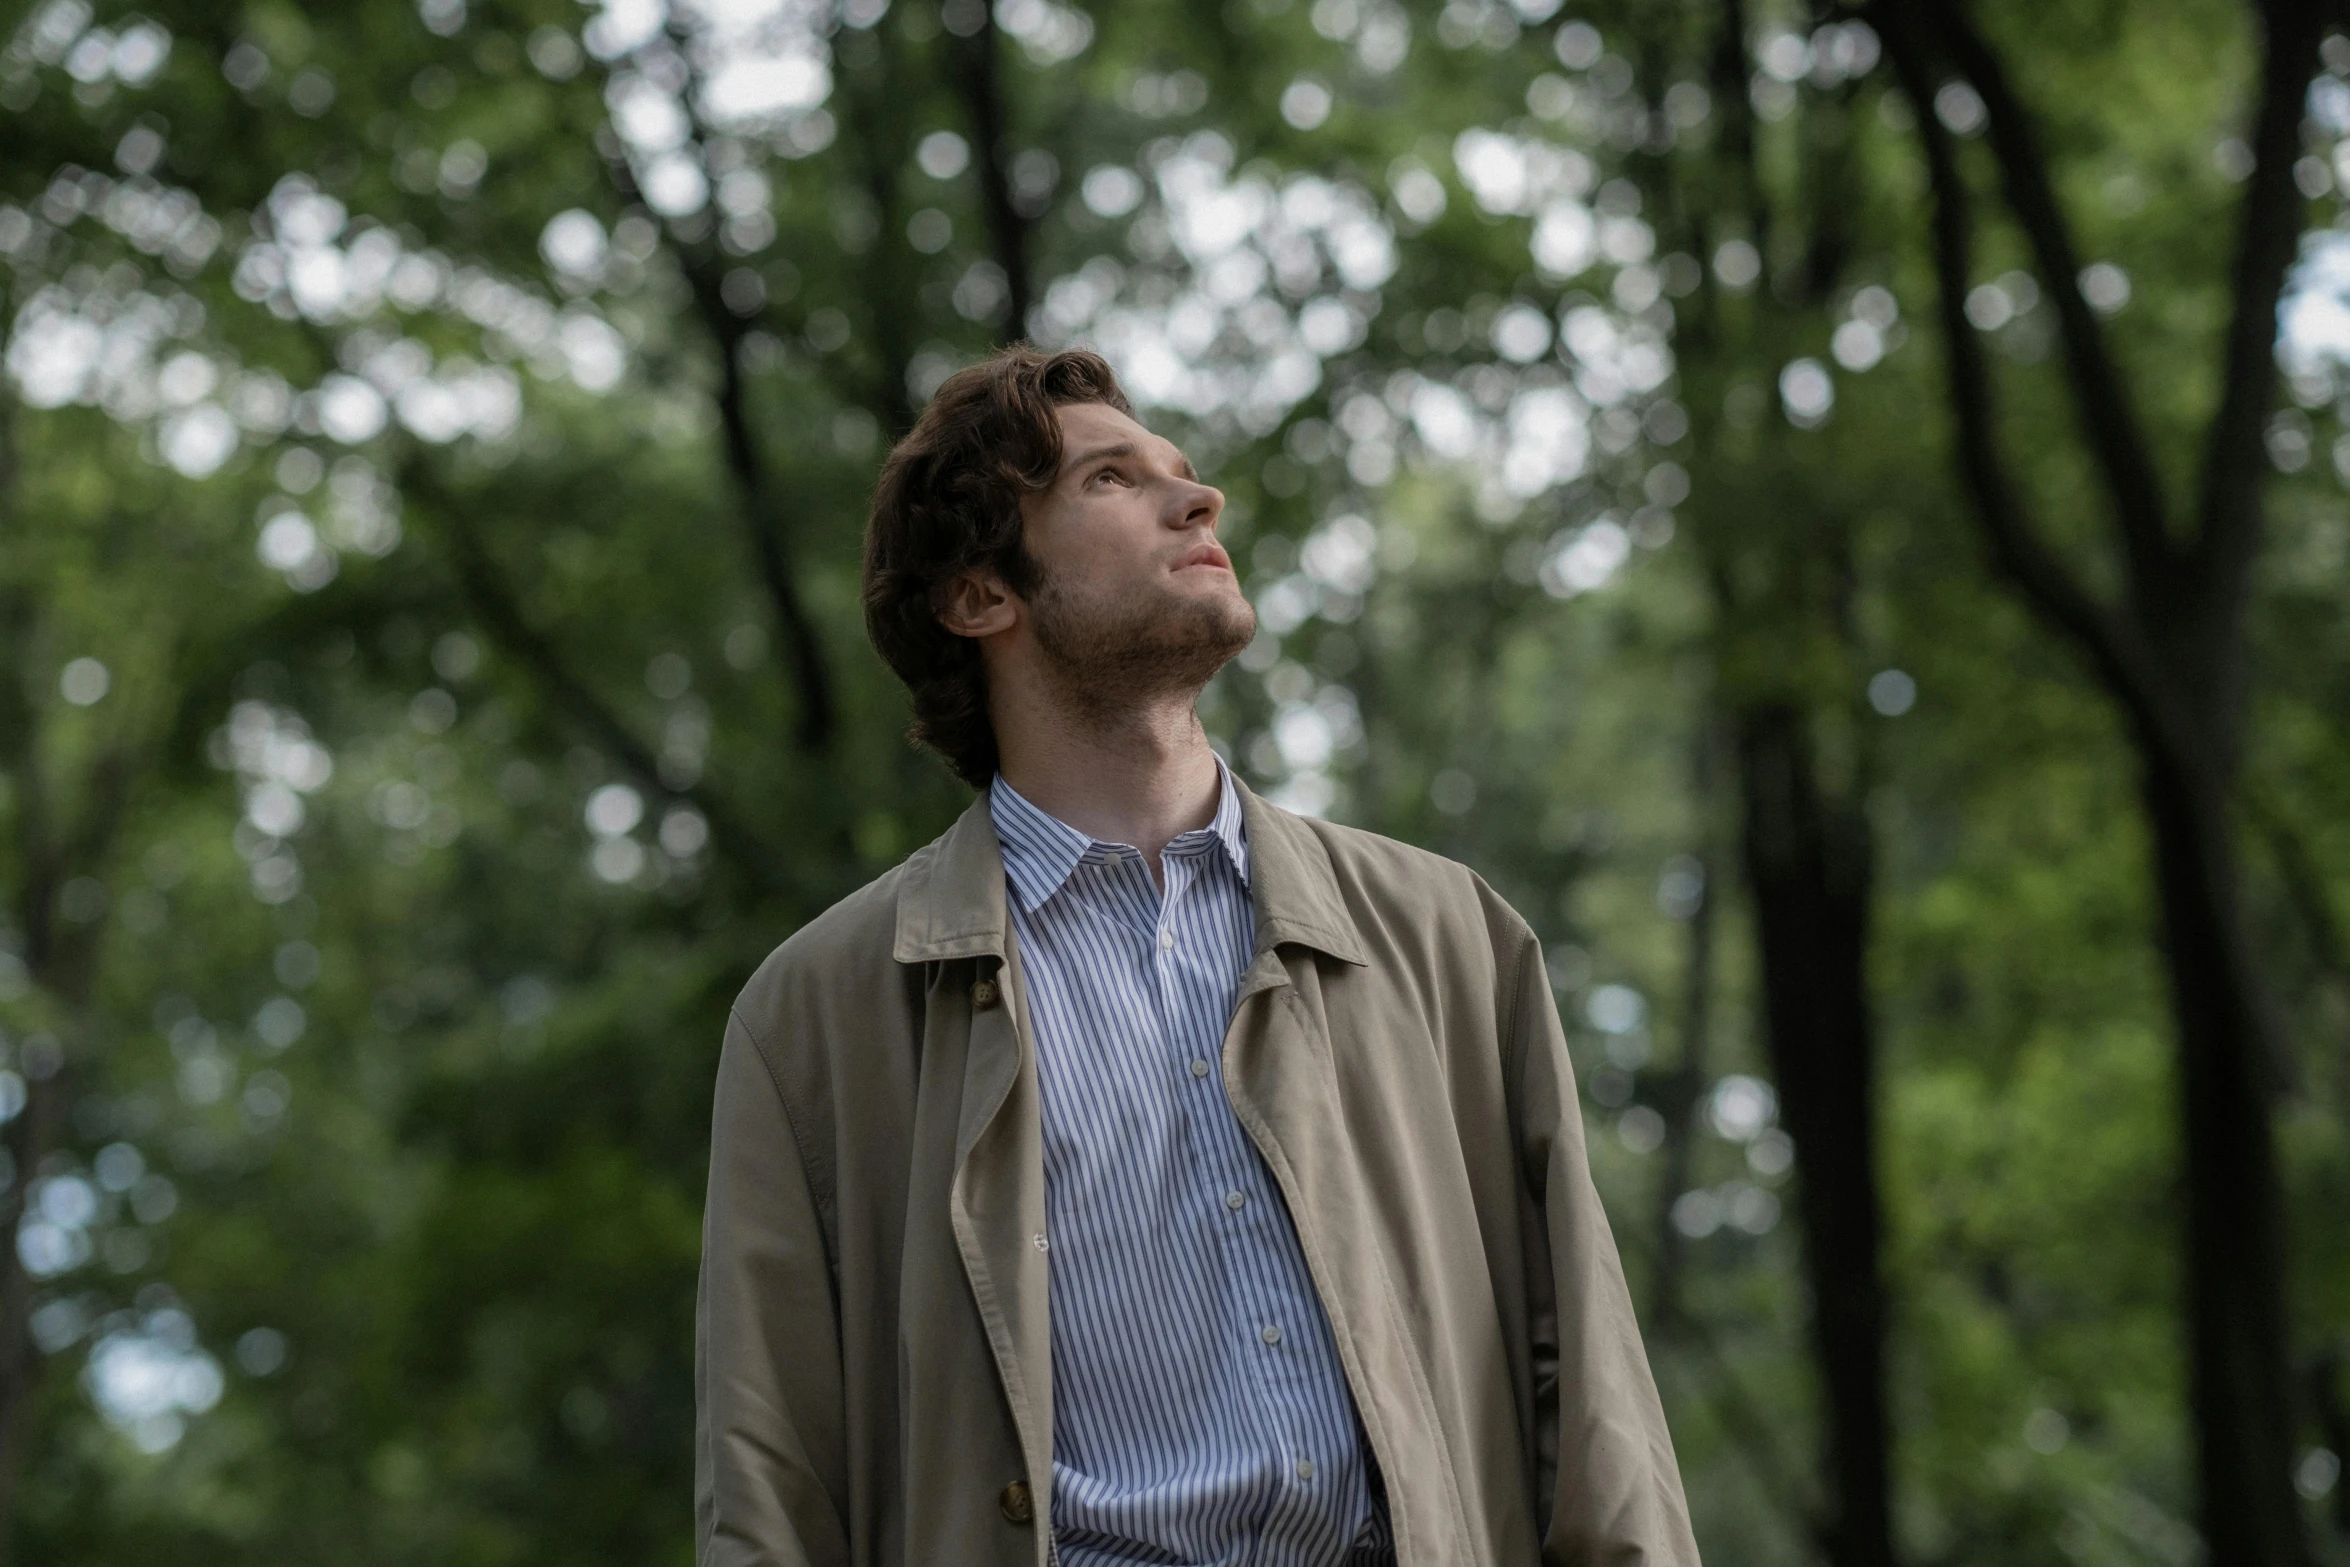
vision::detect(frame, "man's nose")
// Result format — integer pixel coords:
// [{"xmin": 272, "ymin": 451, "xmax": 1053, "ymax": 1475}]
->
[{"xmin": 1171, "ymin": 480, "xmax": 1224, "ymax": 531}]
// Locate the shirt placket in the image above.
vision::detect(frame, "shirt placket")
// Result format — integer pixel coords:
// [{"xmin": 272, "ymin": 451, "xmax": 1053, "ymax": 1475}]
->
[
  {"xmin": 1005, "ymin": 788, "xmax": 1373, "ymax": 1567},
  {"xmin": 1158, "ymin": 844, "xmax": 1333, "ymax": 1566}
]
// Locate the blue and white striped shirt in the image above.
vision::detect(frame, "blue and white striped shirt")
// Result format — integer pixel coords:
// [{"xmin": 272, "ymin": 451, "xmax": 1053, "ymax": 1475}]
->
[{"xmin": 990, "ymin": 767, "xmax": 1390, "ymax": 1567}]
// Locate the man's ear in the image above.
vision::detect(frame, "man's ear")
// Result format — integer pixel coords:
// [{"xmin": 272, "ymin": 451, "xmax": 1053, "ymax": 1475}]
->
[{"xmin": 935, "ymin": 568, "xmax": 1020, "ymax": 640}]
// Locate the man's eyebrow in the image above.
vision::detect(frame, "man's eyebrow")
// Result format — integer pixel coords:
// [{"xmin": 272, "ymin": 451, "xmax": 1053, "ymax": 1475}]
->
[
  {"xmin": 1060, "ymin": 441, "xmax": 1200, "ymax": 482},
  {"xmin": 1062, "ymin": 441, "xmax": 1137, "ymax": 472}
]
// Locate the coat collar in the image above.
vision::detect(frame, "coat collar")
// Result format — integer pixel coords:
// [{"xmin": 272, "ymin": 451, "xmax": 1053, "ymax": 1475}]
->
[
  {"xmin": 892, "ymin": 772, "xmax": 1367, "ymax": 967},
  {"xmin": 1235, "ymin": 781, "xmax": 1368, "ymax": 966}
]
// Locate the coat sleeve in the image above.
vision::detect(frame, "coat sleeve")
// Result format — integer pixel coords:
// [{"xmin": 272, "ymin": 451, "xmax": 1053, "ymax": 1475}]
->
[
  {"xmin": 697, "ymin": 1009, "xmax": 853, "ymax": 1567},
  {"xmin": 1496, "ymin": 906, "xmax": 1702, "ymax": 1567}
]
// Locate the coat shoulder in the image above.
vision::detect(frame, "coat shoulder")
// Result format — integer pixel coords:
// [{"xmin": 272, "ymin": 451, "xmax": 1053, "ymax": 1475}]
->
[
  {"xmin": 730, "ymin": 849, "xmax": 925, "ymax": 1033},
  {"xmin": 1289, "ymin": 814, "xmax": 1541, "ymax": 959},
  {"xmin": 1297, "ymin": 814, "xmax": 1477, "ymax": 894}
]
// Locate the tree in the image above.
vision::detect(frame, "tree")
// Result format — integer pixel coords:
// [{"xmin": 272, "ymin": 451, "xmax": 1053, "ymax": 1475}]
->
[{"xmin": 1877, "ymin": 2, "xmax": 2325, "ymax": 1559}]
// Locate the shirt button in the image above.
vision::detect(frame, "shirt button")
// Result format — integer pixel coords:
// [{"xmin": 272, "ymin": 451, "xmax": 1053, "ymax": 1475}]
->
[
  {"xmin": 1158, "ymin": 929, "xmax": 1174, "ymax": 951},
  {"xmin": 1189, "ymin": 1058, "xmax": 1211, "ymax": 1079},
  {"xmin": 1295, "ymin": 1458, "xmax": 1315, "ymax": 1481},
  {"xmin": 1260, "ymin": 1325, "xmax": 1282, "ymax": 1346},
  {"xmin": 1225, "ymin": 1190, "xmax": 1246, "ymax": 1211}
]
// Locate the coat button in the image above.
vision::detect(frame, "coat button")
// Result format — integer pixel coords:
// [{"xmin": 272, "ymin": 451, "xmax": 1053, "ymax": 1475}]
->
[
  {"xmin": 999, "ymin": 1480, "xmax": 1033, "ymax": 1524},
  {"xmin": 971, "ymin": 977, "xmax": 1000, "ymax": 1011}
]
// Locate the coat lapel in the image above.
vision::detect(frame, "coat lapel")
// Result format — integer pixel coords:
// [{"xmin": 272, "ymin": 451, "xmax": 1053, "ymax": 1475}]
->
[
  {"xmin": 1221, "ymin": 786, "xmax": 1465, "ymax": 1564},
  {"xmin": 1234, "ymin": 783, "xmax": 1370, "ymax": 970}
]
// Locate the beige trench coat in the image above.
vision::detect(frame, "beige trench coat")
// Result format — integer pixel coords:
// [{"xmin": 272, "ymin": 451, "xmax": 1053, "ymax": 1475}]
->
[{"xmin": 697, "ymin": 783, "xmax": 1698, "ymax": 1567}]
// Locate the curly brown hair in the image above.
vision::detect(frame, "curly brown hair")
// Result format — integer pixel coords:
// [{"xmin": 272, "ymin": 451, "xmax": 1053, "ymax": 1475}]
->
[{"xmin": 861, "ymin": 345, "xmax": 1134, "ymax": 787}]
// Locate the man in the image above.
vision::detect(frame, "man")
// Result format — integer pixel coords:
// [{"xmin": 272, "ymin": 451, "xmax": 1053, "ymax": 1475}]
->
[{"xmin": 697, "ymin": 345, "xmax": 1698, "ymax": 1567}]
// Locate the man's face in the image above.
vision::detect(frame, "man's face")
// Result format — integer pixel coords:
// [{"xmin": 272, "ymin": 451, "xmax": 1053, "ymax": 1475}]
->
[{"xmin": 1012, "ymin": 401, "xmax": 1255, "ymax": 710}]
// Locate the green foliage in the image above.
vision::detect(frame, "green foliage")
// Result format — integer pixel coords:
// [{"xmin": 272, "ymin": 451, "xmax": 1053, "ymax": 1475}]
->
[{"xmin": 1, "ymin": 0, "xmax": 2345, "ymax": 1562}]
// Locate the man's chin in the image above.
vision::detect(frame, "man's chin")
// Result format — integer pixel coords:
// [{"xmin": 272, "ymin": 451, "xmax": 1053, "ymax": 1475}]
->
[
  {"xmin": 1172, "ymin": 576, "xmax": 1255, "ymax": 633},
  {"xmin": 1030, "ymin": 574, "xmax": 1257, "ymax": 706},
  {"xmin": 1168, "ymin": 592, "xmax": 1256, "ymax": 662}
]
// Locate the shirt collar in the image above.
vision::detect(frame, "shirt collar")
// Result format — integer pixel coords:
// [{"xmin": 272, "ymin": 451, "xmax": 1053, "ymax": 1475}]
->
[
  {"xmin": 892, "ymin": 771, "xmax": 1365, "ymax": 968},
  {"xmin": 989, "ymin": 760, "xmax": 1250, "ymax": 914}
]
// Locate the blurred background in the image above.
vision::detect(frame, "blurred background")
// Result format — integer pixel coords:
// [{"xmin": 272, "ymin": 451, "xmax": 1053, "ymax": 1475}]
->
[{"xmin": 1, "ymin": 0, "xmax": 2347, "ymax": 1562}]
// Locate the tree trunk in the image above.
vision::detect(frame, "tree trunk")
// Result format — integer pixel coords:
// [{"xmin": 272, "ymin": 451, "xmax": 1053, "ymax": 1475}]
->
[
  {"xmin": 2308, "ymin": 1348, "xmax": 2350, "ymax": 1538},
  {"xmin": 947, "ymin": 5, "xmax": 1033, "ymax": 339},
  {"xmin": 1651, "ymin": 723, "xmax": 1721, "ymax": 1329},
  {"xmin": 1736, "ymin": 701, "xmax": 1897, "ymax": 1567},
  {"xmin": 0, "ymin": 1064, "xmax": 66, "ymax": 1564},
  {"xmin": 2138, "ymin": 733, "xmax": 2306, "ymax": 1565}
]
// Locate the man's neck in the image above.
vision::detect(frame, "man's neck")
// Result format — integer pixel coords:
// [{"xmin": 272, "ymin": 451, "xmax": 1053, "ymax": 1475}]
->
[{"xmin": 993, "ymin": 692, "xmax": 1223, "ymax": 872}]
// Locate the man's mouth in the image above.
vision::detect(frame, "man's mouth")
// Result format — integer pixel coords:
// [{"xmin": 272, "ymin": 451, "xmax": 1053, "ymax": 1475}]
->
[{"xmin": 1172, "ymin": 545, "xmax": 1232, "ymax": 573}]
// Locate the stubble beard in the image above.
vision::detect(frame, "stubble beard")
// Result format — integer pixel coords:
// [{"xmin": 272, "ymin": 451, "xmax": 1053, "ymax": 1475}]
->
[{"xmin": 1026, "ymin": 558, "xmax": 1257, "ymax": 728}]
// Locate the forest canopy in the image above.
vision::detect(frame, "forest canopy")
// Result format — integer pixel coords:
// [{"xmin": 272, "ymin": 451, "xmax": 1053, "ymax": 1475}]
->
[{"xmin": 1, "ymin": 0, "xmax": 2347, "ymax": 1564}]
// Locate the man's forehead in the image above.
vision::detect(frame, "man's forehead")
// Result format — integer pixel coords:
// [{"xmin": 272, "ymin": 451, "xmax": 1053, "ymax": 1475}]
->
[{"xmin": 1055, "ymin": 402, "xmax": 1184, "ymax": 467}]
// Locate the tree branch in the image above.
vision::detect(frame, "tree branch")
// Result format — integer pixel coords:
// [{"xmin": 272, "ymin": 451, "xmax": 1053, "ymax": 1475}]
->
[
  {"xmin": 831, "ymin": 16, "xmax": 921, "ymax": 432},
  {"xmin": 678, "ymin": 253, "xmax": 841, "ymax": 749},
  {"xmin": 399, "ymin": 462, "xmax": 801, "ymax": 902},
  {"xmin": 2190, "ymin": 0, "xmax": 2326, "ymax": 610},
  {"xmin": 1925, "ymin": 2, "xmax": 2179, "ymax": 613},
  {"xmin": 1711, "ymin": 0, "xmax": 1769, "ymax": 278},
  {"xmin": 946, "ymin": 7, "xmax": 1034, "ymax": 341},
  {"xmin": 1876, "ymin": 3, "xmax": 2195, "ymax": 763},
  {"xmin": 595, "ymin": 126, "xmax": 839, "ymax": 749}
]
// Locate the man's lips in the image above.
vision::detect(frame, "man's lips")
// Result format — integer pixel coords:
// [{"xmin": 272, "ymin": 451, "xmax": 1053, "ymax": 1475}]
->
[{"xmin": 1172, "ymin": 545, "xmax": 1232, "ymax": 573}]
